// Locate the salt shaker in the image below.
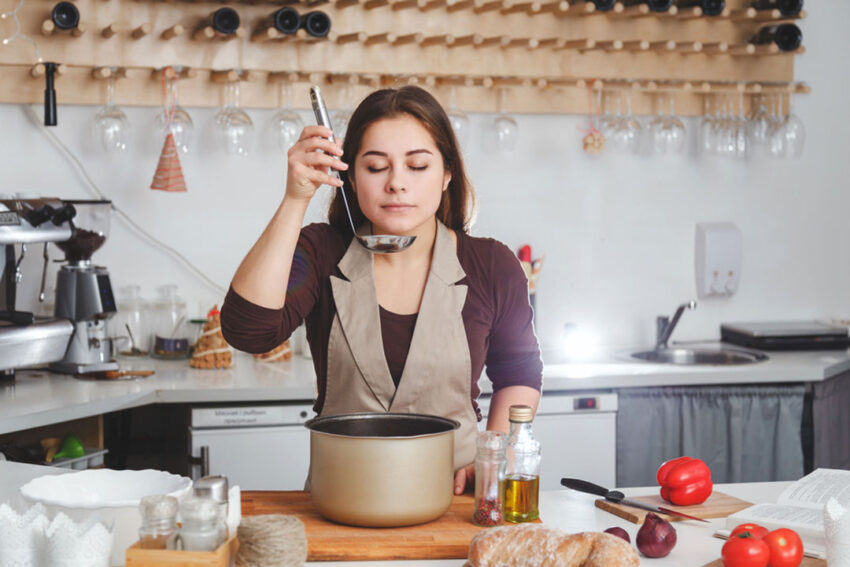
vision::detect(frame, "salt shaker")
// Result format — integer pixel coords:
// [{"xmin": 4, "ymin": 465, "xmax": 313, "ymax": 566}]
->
[
  {"xmin": 178, "ymin": 496, "xmax": 220, "ymax": 551},
  {"xmin": 473, "ymin": 431, "xmax": 507, "ymax": 527},
  {"xmin": 193, "ymin": 475, "xmax": 229, "ymax": 546},
  {"xmin": 138, "ymin": 495, "xmax": 178, "ymax": 550}
]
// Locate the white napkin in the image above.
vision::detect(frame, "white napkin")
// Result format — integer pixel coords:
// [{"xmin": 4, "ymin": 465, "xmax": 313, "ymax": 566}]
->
[
  {"xmin": 0, "ymin": 503, "xmax": 48, "ymax": 567},
  {"xmin": 825, "ymin": 498, "xmax": 850, "ymax": 567},
  {"xmin": 44, "ymin": 513, "xmax": 113, "ymax": 567},
  {"xmin": 227, "ymin": 485, "xmax": 242, "ymax": 538}
]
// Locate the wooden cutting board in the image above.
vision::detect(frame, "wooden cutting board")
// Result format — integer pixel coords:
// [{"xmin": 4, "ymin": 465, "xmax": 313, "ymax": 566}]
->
[
  {"xmin": 703, "ymin": 558, "xmax": 825, "ymax": 567},
  {"xmin": 242, "ymin": 490, "xmax": 491, "ymax": 561},
  {"xmin": 595, "ymin": 491, "xmax": 752, "ymax": 524}
]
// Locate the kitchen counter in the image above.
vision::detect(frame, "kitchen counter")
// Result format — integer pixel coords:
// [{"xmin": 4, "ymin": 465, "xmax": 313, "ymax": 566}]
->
[
  {"xmin": 3, "ymin": 347, "xmax": 850, "ymax": 436},
  {"xmin": 0, "ymin": 460, "xmax": 793, "ymax": 566}
]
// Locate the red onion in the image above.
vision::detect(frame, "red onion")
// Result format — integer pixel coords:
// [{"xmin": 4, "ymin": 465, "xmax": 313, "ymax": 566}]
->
[
  {"xmin": 604, "ymin": 527, "xmax": 631, "ymax": 543},
  {"xmin": 636, "ymin": 512, "xmax": 677, "ymax": 558}
]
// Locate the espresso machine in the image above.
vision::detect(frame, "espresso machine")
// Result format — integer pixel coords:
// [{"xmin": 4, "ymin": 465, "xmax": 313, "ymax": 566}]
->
[
  {"xmin": 49, "ymin": 200, "xmax": 119, "ymax": 374},
  {"xmin": 0, "ymin": 197, "xmax": 76, "ymax": 379}
]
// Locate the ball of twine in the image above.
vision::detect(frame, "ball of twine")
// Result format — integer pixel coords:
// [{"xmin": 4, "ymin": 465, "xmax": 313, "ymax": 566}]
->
[{"xmin": 236, "ymin": 515, "xmax": 308, "ymax": 567}]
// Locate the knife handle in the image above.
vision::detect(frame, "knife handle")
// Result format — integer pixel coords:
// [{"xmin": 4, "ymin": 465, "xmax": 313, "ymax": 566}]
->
[{"xmin": 560, "ymin": 478, "xmax": 609, "ymax": 497}]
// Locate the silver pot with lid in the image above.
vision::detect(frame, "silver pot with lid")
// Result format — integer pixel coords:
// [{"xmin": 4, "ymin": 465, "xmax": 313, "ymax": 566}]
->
[{"xmin": 305, "ymin": 412, "xmax": 459, "ymax": 528}]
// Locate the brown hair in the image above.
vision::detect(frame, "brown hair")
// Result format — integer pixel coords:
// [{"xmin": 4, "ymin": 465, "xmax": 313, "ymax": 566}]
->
[{"xmin": 328, "ymin": 86, "xmax": 476, "ymax": 234}]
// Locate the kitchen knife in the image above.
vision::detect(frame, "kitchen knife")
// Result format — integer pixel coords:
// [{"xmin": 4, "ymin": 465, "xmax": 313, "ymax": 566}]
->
[{"xmin": 560, "ymin": 477, "xmax": 710, "ymax": 523}]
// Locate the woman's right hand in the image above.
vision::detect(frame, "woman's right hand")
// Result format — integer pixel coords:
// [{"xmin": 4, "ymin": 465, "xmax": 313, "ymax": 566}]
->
[{"xmin": 285, "ymin": 125, "xmax": 348, "ymax": 202}]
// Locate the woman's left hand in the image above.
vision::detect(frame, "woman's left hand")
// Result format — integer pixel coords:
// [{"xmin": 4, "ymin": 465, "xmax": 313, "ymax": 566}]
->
[{"xmin": 454, "ymin": 463, "xmax": 475, "ymax": 495}]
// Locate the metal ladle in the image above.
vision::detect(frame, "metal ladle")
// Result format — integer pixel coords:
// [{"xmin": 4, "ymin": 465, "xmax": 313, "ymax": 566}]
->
[{"xmin": 309, "ymin": 86, "xmax": 415, "ymax": 254}]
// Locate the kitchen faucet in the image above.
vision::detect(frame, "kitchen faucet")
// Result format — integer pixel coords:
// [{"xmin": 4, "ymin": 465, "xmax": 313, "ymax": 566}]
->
[{"xmin": 655, "ymin": 301, "xmax": 697, "ymax": 350}]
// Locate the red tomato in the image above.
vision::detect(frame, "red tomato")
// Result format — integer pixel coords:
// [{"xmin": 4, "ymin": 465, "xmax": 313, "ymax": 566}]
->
[
  {"xmin": 730, "ymin": 523, "xmax": 769, "ymax": 540},
  {"xmin": 763, "ymin": 529, "xmax": 804, "ymax": 567},
  {"xmin": 722, "ymin": 534, "xmax": 771, "ymax": 567}
]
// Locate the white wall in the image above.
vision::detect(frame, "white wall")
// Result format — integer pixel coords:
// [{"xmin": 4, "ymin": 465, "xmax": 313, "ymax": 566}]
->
[{"xmin": 2, "ymin": 5, "xmax": 849, "ymax": 354}]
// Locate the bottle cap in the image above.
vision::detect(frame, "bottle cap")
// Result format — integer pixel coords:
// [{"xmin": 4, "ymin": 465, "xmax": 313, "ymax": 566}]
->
[
  {"xmin": 508, "ymin": 405, "xmax": 534, "ymax": 423},
  {"xmin": 193, "ymin": 475, "xmax": 229, "ymax": 504}
]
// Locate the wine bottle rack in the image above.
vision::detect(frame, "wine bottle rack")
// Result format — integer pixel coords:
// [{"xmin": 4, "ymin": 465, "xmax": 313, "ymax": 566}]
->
[{"xmin": 0, "ymin": 0, "xmax": 808, "ymax": 116}]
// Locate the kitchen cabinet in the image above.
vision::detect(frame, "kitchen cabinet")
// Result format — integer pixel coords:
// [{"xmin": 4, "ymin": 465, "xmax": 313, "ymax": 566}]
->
[{"xmin": 615, "ymin": 383, "xmax": 806, "ymax": 487}]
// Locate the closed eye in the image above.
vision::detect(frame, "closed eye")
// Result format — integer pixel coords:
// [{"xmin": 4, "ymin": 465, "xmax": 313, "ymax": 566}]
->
[
  {"xmin": 410, "ymin": 165, "xmax": 428, "ymax": 171},
  {"xmin": 367, "ymin": 167, "xmax": 388, "ymax": 173}
]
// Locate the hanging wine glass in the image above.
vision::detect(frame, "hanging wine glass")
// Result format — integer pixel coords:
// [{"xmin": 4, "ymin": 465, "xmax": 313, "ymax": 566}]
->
[
  {"xmin": 492, "ymin": 88, "xmax": 518, "ymax": 152},
  {"xmin": 611, "ymin": 89, "xmax": 641, "ymax": 154},
  {"xmin": 215, "ymin": 81, "xmax": 253, "ymax": 157},
  {"xmin": 446, "ymin": 86, "xmax": 470, "ymax": 147},
  {"xmin": 271, "ymin": 81, "xmax": 304, "ymax": 152},
  {"xmin": 768, "ymin": 92, "xmax": 788, "ymax": 159},
  {"xmin": 733, "ymin": 91, "xmax": 748, "ymax": 160},
  {"xmin": 597, "ymin": 90, "xmax": 619, "ymax": 142},
  {"xmin": 746, "ymin": 94, "xmax": 771, "ymax": 148},
  {"xmin": 93, "ymin": 75, "xmax": 130, "ymax": 153},
  {"xmin": 699, "ymin": 94, "xmax": 716, "ymax": 156},
  {"xmin": 782, "ymin": 92, "xmax": 805, "ymax": 159},
  {"xmin": 155, "ymin": 71, "xmax": 193, "ymax": 154}
]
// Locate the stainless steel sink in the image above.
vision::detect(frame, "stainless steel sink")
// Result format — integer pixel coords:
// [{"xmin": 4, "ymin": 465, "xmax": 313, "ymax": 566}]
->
[{"xmin": 630, "ymin": 348, "xmax": 769, "ymax": 365}]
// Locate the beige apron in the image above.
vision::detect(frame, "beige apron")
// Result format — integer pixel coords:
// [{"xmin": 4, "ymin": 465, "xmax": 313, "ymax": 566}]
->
[{"xmin": 322, "ymin": 220, "xmax": 478, "ymax": 471}]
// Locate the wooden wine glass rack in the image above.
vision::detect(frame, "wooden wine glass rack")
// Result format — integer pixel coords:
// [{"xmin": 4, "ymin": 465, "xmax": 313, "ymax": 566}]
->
[{"xmin": 0, "ymin": 0, "xmax": 808, "ymax": 115}]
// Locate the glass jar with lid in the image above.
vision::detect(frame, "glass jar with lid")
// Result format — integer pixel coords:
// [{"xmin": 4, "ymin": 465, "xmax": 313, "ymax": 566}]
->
[
  {"xmin": 111, "ymin": 285, "xmax": 150, "ymax": 356},
  {"xmin": 150, "ymin": 284, "xmax": 190, "ymax": 359},
  {"xmin": 138, "ymin": 495, "xmax": 178, "ymax": 550},
  {"xmin": 473, "ymin": 431, "xmax": 507, "ymax": 527},
  {"xmin": 178, "ymin": 495, "xmax": 221, "ymax": 551}
]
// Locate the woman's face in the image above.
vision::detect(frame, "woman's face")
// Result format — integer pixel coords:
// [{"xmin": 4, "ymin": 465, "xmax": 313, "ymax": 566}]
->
[{"xmin": 350, "ymin": 114, "xmax": 451, "ymax": 236}]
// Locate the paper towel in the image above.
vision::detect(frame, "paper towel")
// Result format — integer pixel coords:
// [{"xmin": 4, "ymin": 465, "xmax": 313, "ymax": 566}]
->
[{"xmin": 825, "ymin": 497, "xmax": 850, "ymax": 567}]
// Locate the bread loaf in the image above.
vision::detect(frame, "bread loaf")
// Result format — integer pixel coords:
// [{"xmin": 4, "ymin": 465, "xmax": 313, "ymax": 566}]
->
[{"xmin": 467, "ymin": 524, "xmax": 639, "ymax": 567}]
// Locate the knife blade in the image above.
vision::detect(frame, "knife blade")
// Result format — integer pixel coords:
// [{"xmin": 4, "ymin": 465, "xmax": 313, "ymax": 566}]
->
[{"xmin": 560, "ymin": 477, "xmax": 710, "ymax": 523}]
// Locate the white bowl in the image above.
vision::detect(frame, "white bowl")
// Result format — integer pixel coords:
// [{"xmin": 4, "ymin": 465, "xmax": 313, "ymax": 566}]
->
[{"xmin": 20, "ymin": 469, "xmax": 192, "ymax": 566}]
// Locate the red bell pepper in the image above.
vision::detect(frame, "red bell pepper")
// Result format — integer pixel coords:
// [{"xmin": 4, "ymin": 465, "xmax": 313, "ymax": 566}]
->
[{"xmin": 656, "ymin": 456, "xmax": 713, "ymax": 506}]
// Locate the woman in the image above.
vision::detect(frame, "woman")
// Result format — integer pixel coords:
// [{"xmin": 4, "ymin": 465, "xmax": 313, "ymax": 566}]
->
[{"xmin": 221, "ymin": 86, "xmax": 542, "ymax": 494}]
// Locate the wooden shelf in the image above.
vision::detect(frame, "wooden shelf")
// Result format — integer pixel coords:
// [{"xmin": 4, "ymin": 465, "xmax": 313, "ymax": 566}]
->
[{"xmin": 0, "ymin": 0, "xmax": 806, "ymax": 115}]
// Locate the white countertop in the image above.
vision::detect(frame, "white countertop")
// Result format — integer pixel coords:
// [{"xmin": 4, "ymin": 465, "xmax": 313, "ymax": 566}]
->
[
  {"xmin": 2, "ymin": 346, "xmax": 849, "ymax": 435},
  {"xmin": 0, "ymin": 461, "xmax": 792, "ymax": 567}
]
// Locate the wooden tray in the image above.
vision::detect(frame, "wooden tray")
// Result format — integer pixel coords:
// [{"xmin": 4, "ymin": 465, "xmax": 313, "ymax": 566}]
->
[
  {"xmin": 125, "ymin": 536, "xmax": 238, "ymax": 567},
  {"xmin": 703, "ymin": 558, "xmax": 825, "ymax": 567},
  {"xmin": 242, "ymin": 490, "xmax": 493, "ymax": 561},
  {"xmin": 595, "ymin": 491, "xmax": 752, "ymax": 524}
]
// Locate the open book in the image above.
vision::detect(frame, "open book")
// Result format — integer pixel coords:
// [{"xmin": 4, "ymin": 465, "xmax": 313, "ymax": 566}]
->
[{"xmin": 719, "ymin": 468, "xmax": 850, "ymax": 558}]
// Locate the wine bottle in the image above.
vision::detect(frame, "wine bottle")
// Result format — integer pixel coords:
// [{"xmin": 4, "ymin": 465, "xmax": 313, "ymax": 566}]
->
[
  {"xmin": 750, "ymin": 0, "xmax": 802, "ymax": 17},
  {"xmin": 51, "ymin": 2, "xmax": 79, "ymax": 30},
  {"xmin": 266, "ymin": 8, "xmax": 301, "ymax": 35},
  {"xmin": 581, "ymin": 0, "xmax": 618, "ymax": 10},
  {"xmin": 751, "ymin": 23, "xmax": 802, "ymax": 51},
  {"xmin": 301, "ymin": 11, "xmax": 331, "ymax": 38},
  {"xmin": 621, "ymin": 0, "xmax": 674, "ymax": 12},
  {"xmin": 208, "ymin": 8, "xmax": 240, "ymax": 35},
  {"xmin": 677, "ymin": 0, "xmax": 725, "ymax": 16}
]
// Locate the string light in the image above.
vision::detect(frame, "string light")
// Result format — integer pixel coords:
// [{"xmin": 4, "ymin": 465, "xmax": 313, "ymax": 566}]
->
[{"xmin": 1, "ymin": 0, "xmax": 42, "ymax": 61}]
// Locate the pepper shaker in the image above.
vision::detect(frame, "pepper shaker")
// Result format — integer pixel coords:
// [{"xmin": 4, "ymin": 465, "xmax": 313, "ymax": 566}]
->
[
  {"xmin": 473, "ymin": 431, "xmax": 507, "ymax": 527},
  {"xmin": 194, "ymin": 475, "xmax": 229, "ymax": 546}
]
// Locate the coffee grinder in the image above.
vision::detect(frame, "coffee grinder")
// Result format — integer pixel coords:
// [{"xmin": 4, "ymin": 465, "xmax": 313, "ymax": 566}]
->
[
  {"xmin": 0, "ymin": 197, "xmax": 76, "ymax": 379},
  {"xmin": 50, "ymin": 199, "xmax": 119, "ymax": 374}
]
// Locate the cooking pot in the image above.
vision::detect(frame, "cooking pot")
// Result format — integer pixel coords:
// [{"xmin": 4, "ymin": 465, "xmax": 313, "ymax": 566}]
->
[{"xmin": 305, "ymin": 412, "xmax": 460, "ymax": 527}]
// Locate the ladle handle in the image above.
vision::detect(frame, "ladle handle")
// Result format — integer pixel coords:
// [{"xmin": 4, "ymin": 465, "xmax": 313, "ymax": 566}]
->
[{"xmin": 309, "ymin": 85, "xmax": 358, "ymax": 236}]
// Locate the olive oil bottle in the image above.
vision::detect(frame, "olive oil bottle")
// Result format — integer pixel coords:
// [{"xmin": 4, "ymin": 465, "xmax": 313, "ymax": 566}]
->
[{"xmin": 504, "ymin": 405, "xmax": 541, "ymax": 522}]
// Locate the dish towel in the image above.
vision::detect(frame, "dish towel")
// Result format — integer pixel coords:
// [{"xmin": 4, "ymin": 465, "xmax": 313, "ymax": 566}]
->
[{"xmin": 825, "ymin": 497, "xmax": 850, "ymax": 567}]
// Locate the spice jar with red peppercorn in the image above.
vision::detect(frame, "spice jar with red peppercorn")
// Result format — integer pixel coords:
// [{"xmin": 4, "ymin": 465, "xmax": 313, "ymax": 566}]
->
[{"xmin": 473, "ymin": 431, "xmax": 507, "ymax": 527}]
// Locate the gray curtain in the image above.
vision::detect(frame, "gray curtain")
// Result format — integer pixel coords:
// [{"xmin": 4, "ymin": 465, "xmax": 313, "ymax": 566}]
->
[
  {"xmin": 813, "ymin": 370, "xmax": 850, "ymax": 470},
  {"xmin": 617, "ymin": 385, "xmax": 805, "ymax": 488}
]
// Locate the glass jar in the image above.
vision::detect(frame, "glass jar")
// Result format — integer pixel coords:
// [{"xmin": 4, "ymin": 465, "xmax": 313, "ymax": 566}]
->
[
  {"xmin": 150, "ymin": 284, "xmax": 190, "ymax": 359},
  {"xmin": 138, "ymin": 495, "xmax": 178, "ymax": 550},
  {"xmin": 504, "ymin": 405, "xmax": 541, "ymax": 523},
  {"xmin": 178, "ymin": 495, "xmax": 220, "ymax": 551},
  {"xmin": 473, "ymin": 431, "xmax": 507, "ymax": 527},
  {"xmin": 112, "ymin": 285, "xmax": 150, "ymax": 356}
]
